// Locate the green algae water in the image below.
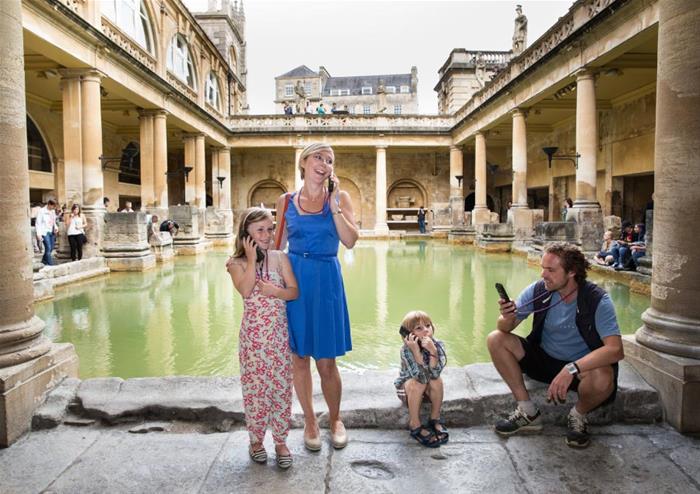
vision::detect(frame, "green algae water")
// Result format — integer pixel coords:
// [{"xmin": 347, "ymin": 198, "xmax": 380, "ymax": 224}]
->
[{"xmin": 35, "ymin": 241, "xmax": 650, "ymax": 379}]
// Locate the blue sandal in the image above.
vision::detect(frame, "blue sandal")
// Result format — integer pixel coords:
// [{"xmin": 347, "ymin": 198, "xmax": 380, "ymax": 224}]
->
[
  {"xmin": 428, "ymin": 418, "xmax": 449, "ymax": 445},
  {"xmin": 409, "ymin": 425, "xmax": 441, "ymax": 448}
]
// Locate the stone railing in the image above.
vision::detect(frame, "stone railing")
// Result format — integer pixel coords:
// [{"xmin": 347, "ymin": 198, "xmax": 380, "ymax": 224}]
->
[
  {"xmin": 100, "ymin": 18, "xmax": 157, "ymax": 72},
  {"xmin": 57, "ymin": 0, "xmax": 84, "ymax": 14},
  {"xmin": 166, "ymin": 73, "xmax": 199, "ymax": 104},
  {"xmin": 453, "ymin": 0, "xmax": 622, "ymax": 124},
  {"xmin": 229, "ymin": 114, "xmax": 455, "ymax": 134}
]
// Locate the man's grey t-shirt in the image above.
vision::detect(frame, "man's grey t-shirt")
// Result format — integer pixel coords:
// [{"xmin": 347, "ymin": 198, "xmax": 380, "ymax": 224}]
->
[{"xmin": 515, "ymin": 282, "xmax": 620, "ymax": 362}]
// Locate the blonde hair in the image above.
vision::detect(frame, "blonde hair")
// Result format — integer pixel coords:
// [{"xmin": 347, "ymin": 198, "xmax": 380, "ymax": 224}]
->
[
  {"xmin": 298, "ymin": 142, "xmax": 335, "ymax": 180},
  {"xmin": 401, "ymin": 310, "xmax": 436, "ymax": 333},
  {"xmin": 233, "ymin": 207, "xmax": 273, "ymax": 258}
]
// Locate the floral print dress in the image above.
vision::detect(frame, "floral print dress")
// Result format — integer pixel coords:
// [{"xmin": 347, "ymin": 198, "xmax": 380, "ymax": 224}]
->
[{"xmin": 239, "ymin": 257, "xmax": 292, "ymax": 445}]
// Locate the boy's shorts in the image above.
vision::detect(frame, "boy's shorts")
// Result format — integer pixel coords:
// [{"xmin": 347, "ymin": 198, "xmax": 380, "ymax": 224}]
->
[
  {"xmin": 516, "ymin": 335, "xmax": 618, "ymax": 407},
  {"xmin": 396, "ymin": 385, "xmax": 432, "ymax": 406}
]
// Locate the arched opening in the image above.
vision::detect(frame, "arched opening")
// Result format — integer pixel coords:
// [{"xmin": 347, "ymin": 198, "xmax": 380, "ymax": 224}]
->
[
  {"xmin": 118, "ymin": 142, "xmax": 141, "ymax": 185},
  {"xmin": 387, "ymin": 178, "xmax": 428, "ymax": 208},
  {"xmin": 102, "ymin": 0, "xmax": 155, "ymax": 54},
  {"xmin": 167, "ymin": 34, "xmax": 197, "ymax": 89},
  {"xmin": 464, "ymin": 193, "xmax": 495, "ymax": 212},
  {"xmin": 248, "ymin": 179, "xmax": 287, "ymax": 209},
  {"xmin": 338, "ymin": 176, "xmax": 363, "ymax": 228},
  {"xmin": 27, "ymin": 115, "xmax": 52, "ymax": 172}
]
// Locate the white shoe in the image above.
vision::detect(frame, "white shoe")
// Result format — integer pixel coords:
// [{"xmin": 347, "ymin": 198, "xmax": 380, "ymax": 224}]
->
[
  {"xmin": 330, "ymin": 421, "xmax": 348, "ymax": 449},
  {"xmin": 304, "ymin": 425, "xmax": 322, "ymax": 452}
]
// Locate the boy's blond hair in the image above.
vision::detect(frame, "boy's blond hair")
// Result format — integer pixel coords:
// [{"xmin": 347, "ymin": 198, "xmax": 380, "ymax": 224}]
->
[{"xmin": 401, "ymin": 310, "xmax": 436, "ymax": 332}]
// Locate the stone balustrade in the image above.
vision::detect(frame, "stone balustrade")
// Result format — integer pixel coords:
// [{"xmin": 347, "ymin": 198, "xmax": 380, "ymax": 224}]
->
[{"xmin": 229, "ymin": 114, "xmax": 455, "ymax": 134}]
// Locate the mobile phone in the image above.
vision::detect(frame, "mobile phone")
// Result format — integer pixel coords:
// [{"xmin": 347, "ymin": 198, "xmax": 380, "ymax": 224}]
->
[
  {"xmin": 399, "ymin": 325, "xmax": 410, "ymax": 338},
  {"xmin": 328, "ymin": 176, "xmax": 335, "ymax": 194},
  {"xmin": 243, "ymin": 233, "xmax": 265, "ymax": 263},
  {"xmin": 495, "ymin": 282, "xmax": 510, "ymax": 301}
]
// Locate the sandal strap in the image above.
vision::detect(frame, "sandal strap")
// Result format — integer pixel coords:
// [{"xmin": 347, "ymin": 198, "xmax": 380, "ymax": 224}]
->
[{"xmin": 276, "ymin": 454, "xmax": 293, "ymax": 469}]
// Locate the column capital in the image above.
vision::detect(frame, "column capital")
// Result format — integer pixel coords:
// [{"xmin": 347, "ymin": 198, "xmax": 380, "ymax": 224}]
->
[
  {"xmin": 375, "ymin": 144, "xmax": 388, "ymax": 150},
  {"xmin": 138, "ymin": 108, "xmax": 167, "ymax": 118},
  {"xmin": 449, "ymin": 144, "xmax": 463, "ymax": 152},
  {"xmin": 511, "ymin": 107, "xmax": 528, "ymax": 118},
  {"xmin": 58, "ymin": 68, "xmax": 105, "ymax": 81},
  {"xmin": 575, "ymin": 68, "xmax": 597, "ymax": 81}
]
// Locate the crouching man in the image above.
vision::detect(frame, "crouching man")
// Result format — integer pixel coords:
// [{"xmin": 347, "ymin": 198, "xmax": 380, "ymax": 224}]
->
[{"xmin": 487, "ymin": 243, "xmax": 624, "ymax": 448}]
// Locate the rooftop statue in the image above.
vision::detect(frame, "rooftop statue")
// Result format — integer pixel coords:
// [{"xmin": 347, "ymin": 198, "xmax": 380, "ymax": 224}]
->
[{"xmin": 512, "ymin": 4, "xmax": 528, "ymax": 55}]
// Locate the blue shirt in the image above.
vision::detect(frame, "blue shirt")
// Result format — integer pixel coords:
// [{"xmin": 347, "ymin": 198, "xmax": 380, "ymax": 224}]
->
[{"xmin": 515, "ymin": 282, "xmax": 620, "ymax": 362}]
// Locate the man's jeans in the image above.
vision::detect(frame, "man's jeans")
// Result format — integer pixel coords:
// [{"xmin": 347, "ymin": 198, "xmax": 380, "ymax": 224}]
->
[{"xmin": 41, "ymin": 232, "xmax": 55, "ymax": 265}]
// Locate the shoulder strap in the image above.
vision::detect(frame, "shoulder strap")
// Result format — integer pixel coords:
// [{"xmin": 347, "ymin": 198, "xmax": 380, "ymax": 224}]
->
[{"xmin": 274, "ymin": 193, "xmax": 291, "ymax": 250}]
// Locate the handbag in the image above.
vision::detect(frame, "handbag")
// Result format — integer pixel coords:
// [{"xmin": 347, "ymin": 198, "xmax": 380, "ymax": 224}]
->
[
  {"xmin": 79, "ymin": 233, "xmax": 87, "ymax": 245},
  {"xmin": 274, "ymin": 193, "xmax": 291, "ymax": 250}
]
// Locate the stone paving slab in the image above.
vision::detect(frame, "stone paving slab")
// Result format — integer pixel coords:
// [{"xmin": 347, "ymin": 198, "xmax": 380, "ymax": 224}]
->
[
  {"xmin": 46, "ymin": 430, "xmax": 229, "ymax": 494},
  {"xmin": 1, "ymin": 425, "xmax": 698, "ymax": 493},
  {"xmin": 0, "ymin": 427, "xmax": 101, "ymax": 493}
]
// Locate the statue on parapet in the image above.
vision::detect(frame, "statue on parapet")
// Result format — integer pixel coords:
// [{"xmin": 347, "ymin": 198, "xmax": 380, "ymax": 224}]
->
[
  {"xmin": 512, "ymin": 4, "xmax": 528, "ymax": 55},
  {"xmin": 294, "ymin": 79, "xmax": 306, "ymax": 109}
]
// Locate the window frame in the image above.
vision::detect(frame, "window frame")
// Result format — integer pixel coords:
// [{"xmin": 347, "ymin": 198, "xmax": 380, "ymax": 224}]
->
[
  {"xmin": 284, "ymin": 83, "xmax": 294, "ymax": 97},
  {"xmin": 361, "ymin": 86, "xmax": 372, "ymax": 95},
  {"xmin": 205, "ymin": 72, "xmax": 221, "ymax": 111},
  {"xmin": 102, "ymin": 0, "xmax": 154, "ymax": 54},
  {"xmin": 400, "ymin": 85, "xmax": 410, "ymax": 93},
  {"xmin": 167, "ymin": 34, "xmax": 197, "ymax": 89}
]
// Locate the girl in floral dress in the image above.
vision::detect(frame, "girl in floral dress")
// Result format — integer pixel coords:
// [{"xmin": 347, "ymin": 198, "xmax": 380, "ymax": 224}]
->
[{"xmin": 227, "ymin": 207, "xmax": 299, "ymax": 469}]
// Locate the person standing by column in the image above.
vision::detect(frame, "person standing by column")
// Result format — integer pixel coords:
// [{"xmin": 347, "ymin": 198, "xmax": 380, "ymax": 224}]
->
[
  {"xmin": 275, "ymin": 142, "xmax": 359, "ymax": 451},
  {"xmin": 35, "ymin": 199, "xmax": 57, "ymax": 265},
  {"xmin": 417, "ymin": 206, "xmax": 427, "ymax": 234},
  {"xmin": 66, "ymin": 204, "xmax": 86, "ymax": 261}
]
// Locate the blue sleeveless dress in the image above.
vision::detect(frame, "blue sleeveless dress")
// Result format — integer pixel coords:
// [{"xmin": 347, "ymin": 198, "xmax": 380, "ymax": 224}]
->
[{"xmin": 285, "ymin": 192, "xmax": 352, "ymax": 359}]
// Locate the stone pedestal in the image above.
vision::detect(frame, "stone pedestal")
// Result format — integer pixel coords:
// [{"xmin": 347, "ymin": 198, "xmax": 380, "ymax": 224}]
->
[
  {"xmin": 527, "ymin": 221, "xmax": 579, "ymax": 264},
  {"xmin": 448, "ymin": 212, "xmax": 475, "ymax": 244},
  {"xmin": 204, "ymin": 206, "xmax": 234, "ymax": 247},
  {"xmin": 623, "ymin": 336, "xmax": 700, "ymax": 432},
  {"xmin": 637, "ymin": 209, "xmax": 653, "ymax": 276},
  {"xmin": 475, "ymin": 223, "xmax": 514, "ymax": 252},
  {"xmin": 101, "ymin": 212, "xmax": 156, "ymax": 271},
  {"xmin": 449, "ymin": 196, "xmax": 464, "ymax": 226},
  {"xmin": 81, "ymin": 207, "xmax": 105, "ymax": 259},
  {"xmin": 471, "ymin": 207, "xmax": 492, "ymax": 226},
  {"xmin": 149, "ymin": 232, "xmax": 174, "ymax": 262},
  {"xmin": 170, "ymin": 205, "xmax": 206, "ymax": 255},
  {"xmin": 0, "ymin": 343, "xmax": 78, "ymax": 447},
  {"xmin": 567, "ymin": 204, "xmax": 604, "ymax": 252},
  {"xmin": 507, "ymin": 208, "xmax": 535, "ymax": 239}
]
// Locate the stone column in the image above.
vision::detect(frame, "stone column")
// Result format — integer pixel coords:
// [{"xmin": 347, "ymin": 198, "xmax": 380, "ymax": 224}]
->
[
  {"xmin": 449, "ymin": 145, "xmax": 464, "ymax": 226},
  {"xmin": 511, "ymin": 109, "xmax": 528, "ymax": 208},
  {"xmin": 472, "ymin": 132, "xmax": 491, "ymax": 225},
  {"xmin": 509, "ymin": 109, "xmax": 535, "ymax": 242},
  {"xmin": 217, "ymin": 147, "xmax": 232, "ymax": 211},
  {"xmin": 294, "ymin": 145, "xmax": 303, "ymax": 191},
  {"xmin": 374, "ymin": 145, "xmax": 389, "ymax": 235},
  {"xmin": 138, "ymin": 110, "xmax": 155, "ymax": 208},
  {"xmin": 183, "ymin": 134, "xmax": 196, "ymax": 205},
  {"xmin": 567, "ymin": 69, "xmax": 603, "ymax": 251},
  {"xmin": 80, "ymin": 70, "xmax": 105, "ymax": 258},
  {"xmin": 0, "ymin": 0, "xmax": 77, "ymax": 447},
  {"xmin": 195, "ymin": 134, "xmax": 206, "ymax": 209},
  {"xmin": 624, "ymin": 0, "xmax": 700, "ymax": 433},
  {"xmin": 59, "ymin": 71, "xmax": 83, "ymax": 206},
  {"xmin": 153, "ymin": 111, "xmax": 168, "ymax": 213}
]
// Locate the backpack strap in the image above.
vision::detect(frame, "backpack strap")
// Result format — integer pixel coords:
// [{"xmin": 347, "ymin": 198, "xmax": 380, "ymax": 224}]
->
[{"xmin": 274, "ymin": 193, "xmax": 291, "ymax": 250}]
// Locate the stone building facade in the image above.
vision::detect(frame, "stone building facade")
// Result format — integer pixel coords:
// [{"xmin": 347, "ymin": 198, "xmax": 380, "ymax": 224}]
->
[{"xmin": 274, "ymin": 65, "xmax": 419, "ymax": 115}]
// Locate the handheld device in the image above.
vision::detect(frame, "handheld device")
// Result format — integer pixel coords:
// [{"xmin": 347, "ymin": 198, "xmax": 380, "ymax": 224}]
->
[
  {"xmin": 243, "ymin": 233, "xmax": 265, "ymax": 263},
  {"xmin": 399, "ymin": 325, "xmax": 423, "ymax": 348},
  {"xmin": 328, "ymin": 176, "xmax": 335, "ymax": 194},
  {"xmin": 495, "ymin": 282, "xmax": 510, "ymax": 301}
]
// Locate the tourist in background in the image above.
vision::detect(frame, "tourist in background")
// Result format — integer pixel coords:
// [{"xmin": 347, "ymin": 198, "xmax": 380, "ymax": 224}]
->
[
  {"xmin": 316, "ymin": 103, "xmax": 326, "ymax": 115},
  {"xmin": 35, "ymin": 199, "xmax": 57, "ymax": 266},
  {"xmin": 120, "ymin": 201, "xmax": 134, "ymax": 213},
  {"xmin": 274, "ymin": 142, "xmax": 358, "ymax": 451},
  {"xmin": 103, "ymin": 196, "xmax": 111, "ymax": 212},
  {"xmin": 66, "ymin": 204, "xmax": 87, "ymax": 261},
  {"xmin": 417, "ymin": 206, "xmax": 427, "ymax": 234},
  {"xmin": 227, "ymin": 207, "xmax": 298, "ymax": 469},
  {"xmin": 395, "ymin": 310, "xmax": 448, "ymax": 448},
  {"xmin": 487, "ymin": 243, "xmax": 623, "ymax": 448},
  {"xmin": 594, "ymin": 230, "xmax": 615, "ymax": 265},
  {"xmin": 561, "ymin": 197, "xmax": 573, "ymax": 221}
]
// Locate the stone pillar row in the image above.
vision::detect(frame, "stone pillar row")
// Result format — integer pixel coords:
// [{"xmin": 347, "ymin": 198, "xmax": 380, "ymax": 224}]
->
[
  {"xmin": 1, "ymin": 0, "xmax": 77, "ymax": 447},
  {"xmin": 472, "ymin": 131, "xmax": 491, "ymax": 225},
  {"xmin": 138, "ymin": 109, "xmax": 168, "ymax": 217},
  {"xmin": 375, "ymin": 145, "xmax": 389, "ymax": 235},
  {"xmin": 449, "ymin": 145, "xmax": 464, "ymax": 226}
]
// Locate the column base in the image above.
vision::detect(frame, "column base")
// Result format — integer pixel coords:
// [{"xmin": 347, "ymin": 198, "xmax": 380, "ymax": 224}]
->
[
  {"xmin": 623, "ymin": 335, "xmax": 700, "ymax": 432},
  {"xmin": 567, "ymin": 203, "xmax": 604, "ymax": 252},
  {"xmin": 471, "ymin": 207, "xmax": 493, "ymax": 226},
  {"xmin": 0, "ymin": 342, "xmax": 79, "ymax": 447},
  {"xmin": 449, "ymin": 196, "xmax": 464, "ymax": 227},
  {"xmin": 475, "ymin": 223, "xmax": 514, "ymax": 252},
  {"xmin": 373, "ymin": 223, "xmax": 390, "ymax": 238},
  {"xmin": 637, "ymin": 308, "xmax": 700, "ymax": 360},
  {"xmin": 82, "ymin": 207, "xmax": 105, "ymax": 259}
]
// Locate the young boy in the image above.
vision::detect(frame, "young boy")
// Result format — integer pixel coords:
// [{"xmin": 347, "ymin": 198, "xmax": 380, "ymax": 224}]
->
[{"xmin": 394, "ymin": 310, "xmax": 448, "ymax": 448}]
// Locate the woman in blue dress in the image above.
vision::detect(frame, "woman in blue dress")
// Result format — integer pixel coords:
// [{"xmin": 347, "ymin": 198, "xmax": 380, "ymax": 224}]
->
[{"xmin": 275, "ymin": 142, "xmax": 358, "ymax": 451}]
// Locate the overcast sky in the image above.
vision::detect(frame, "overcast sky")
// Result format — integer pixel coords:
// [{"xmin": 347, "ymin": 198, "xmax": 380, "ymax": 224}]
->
[{"xmin": 189, "ymin": 0, "xmax": 575, "ymax": 114}]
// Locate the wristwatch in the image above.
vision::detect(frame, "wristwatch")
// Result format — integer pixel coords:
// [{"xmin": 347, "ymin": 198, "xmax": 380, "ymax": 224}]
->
[{"xmin": 565, "ymin": 362, "xmax": 580, "ymax": 375}]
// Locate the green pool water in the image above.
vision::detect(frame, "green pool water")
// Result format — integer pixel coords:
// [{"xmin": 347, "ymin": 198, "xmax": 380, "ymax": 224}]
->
[{"xmin": 35, "ymin": 241, "xmax": 650, "ymax": 379}]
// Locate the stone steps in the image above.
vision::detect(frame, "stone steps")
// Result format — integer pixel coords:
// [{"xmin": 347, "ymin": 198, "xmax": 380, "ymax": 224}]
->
[{"xmin": 32, "ymin": 362, "xmax": 661, "ymax": 432}]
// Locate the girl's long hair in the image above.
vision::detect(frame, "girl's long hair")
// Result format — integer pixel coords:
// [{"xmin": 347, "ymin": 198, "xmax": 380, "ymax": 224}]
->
[{"xmin": 233, "ymin": 207, "xmax": 273, "ymax": 259}]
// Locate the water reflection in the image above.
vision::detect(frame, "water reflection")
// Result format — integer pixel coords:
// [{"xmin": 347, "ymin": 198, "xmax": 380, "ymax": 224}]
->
[{"xmin": 35, "ymin": 242, "xmax": 650, "ymax": 378}]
